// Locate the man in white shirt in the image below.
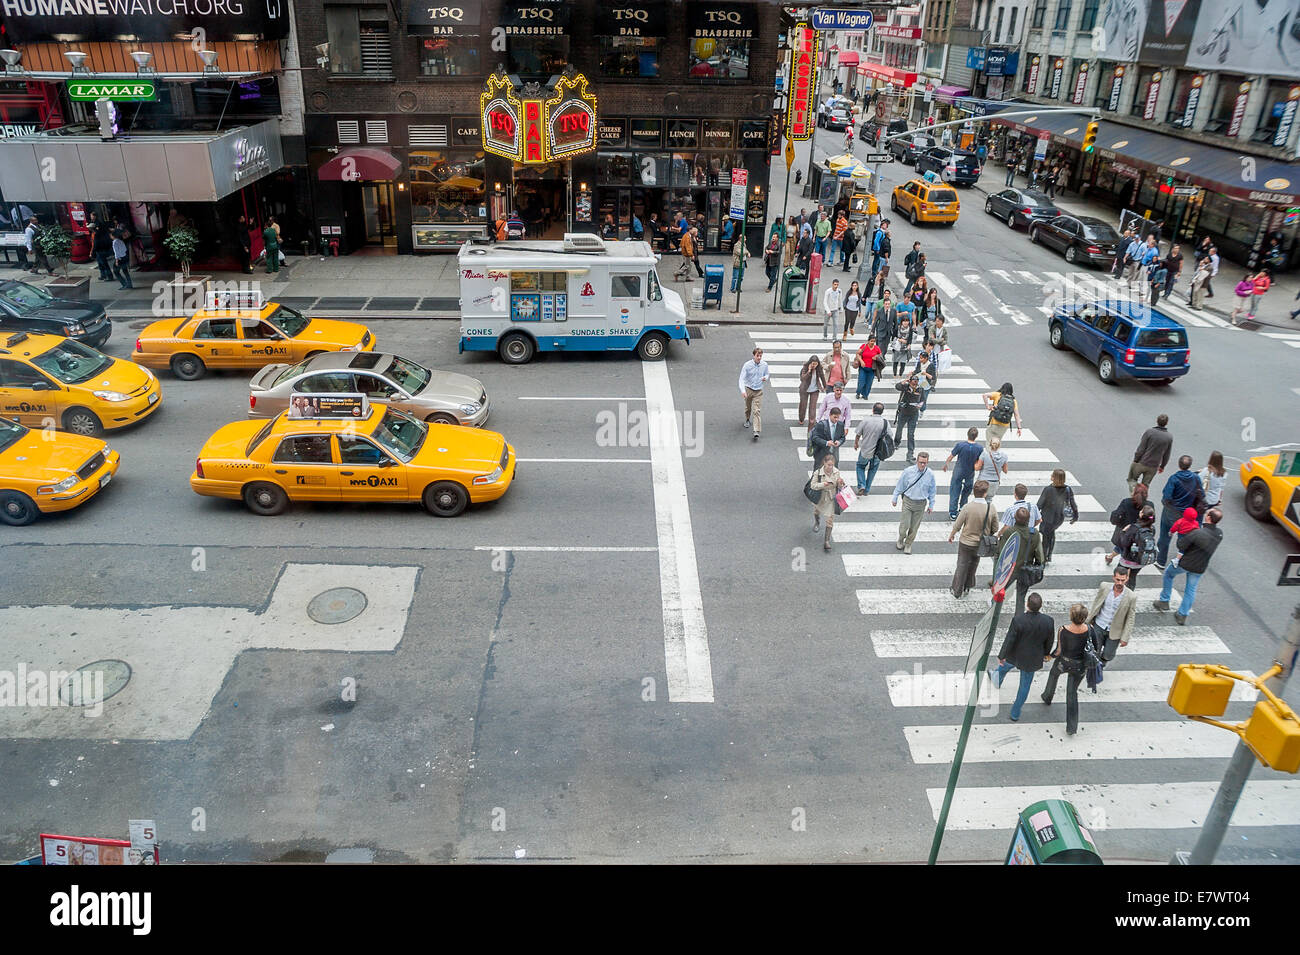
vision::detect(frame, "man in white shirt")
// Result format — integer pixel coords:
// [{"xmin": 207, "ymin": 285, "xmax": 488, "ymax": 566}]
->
[
  {"xmin": 822, "ymin": 279, "xmax": 843, "ymax": 340},
  {"xmin": 738, "ymin": 346, "xmax": 769, "ymax": 440}
]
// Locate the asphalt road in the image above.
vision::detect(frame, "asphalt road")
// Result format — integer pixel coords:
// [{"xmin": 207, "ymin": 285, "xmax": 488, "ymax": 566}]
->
[{"xmin": 2, "ymin": 175, "xmax": 1298, "ymax": 864}]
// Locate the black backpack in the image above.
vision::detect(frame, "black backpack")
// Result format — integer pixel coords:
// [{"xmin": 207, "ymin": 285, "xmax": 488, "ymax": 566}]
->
[
  {"xmin": 1126, "ymin": 525, "xmax": 1158, "ymax": 566},
  {"xmin": 990, "ymin": 392, "xmax": 1015, "ymax": 424},
  {"xmin": 874, "ymin": 426, "xmax": 896, "ymax": 461}
]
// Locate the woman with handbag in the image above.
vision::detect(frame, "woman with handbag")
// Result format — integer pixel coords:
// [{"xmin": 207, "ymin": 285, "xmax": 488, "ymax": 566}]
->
[
  {"xmin": 1040, "ymin": 603, "xmax": 1093, "ymax": 736},
  {"xmin": 810, "ymin": 452, "xmax": 846, "ymax": 552},
  {"xmin": 797, "ymin": 354, "xmax": 826, "ymax": 427},
  {"xmin": 948, "ymin": 480, "xmax": 999, "ymax": 598},
  {"xmin": 1036, "ymin": 468, "xmax": 1078, "ymax": 563}
]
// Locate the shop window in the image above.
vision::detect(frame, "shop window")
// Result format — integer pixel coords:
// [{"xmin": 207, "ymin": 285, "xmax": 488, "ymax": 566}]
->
[
  {"xmin": 689, "ymin": 35, "xmax": 750, "ymax": 79},
  {"xmin": 325, "ymin": 7, "xmax": 392, "ymax": 76},
  {"xmin": 511, "ymin": 271, "xmax": 566, "ymax": 291},
  {"xmin": 599, "ymin": 36, "xmax": 661, "ymax": 77},
  {"xmin": 417, "ymin": 37, "xmax": 480, "ymax": 77},
  {"xmin": 508, "ymin": 38, "xmax": 570, "ymax": 78},
  {"xmin": 1030, "ymin": 0, "xmax": 1047, "ymax": 29},
  {"xmin": 1205, "ymin": 75, "xmax": 1246, "ymax": 134},
  {"xmin": 1092, "ymin": 62, "xmax": 1116, "ymax": 109},
  {"xmin": 408, "ymin": 150, "xmax": 487, "ymax": 224},
  {"xmin": 1196, "ymin": 191, "xmax": 1232, "ymax": 237},
  {"xmin": 193, "ymin": 78, "xmax": 280, "ymax": 118},
  {"xmin": 598, "ymin": 152, "xmax": 634, "ymax": 184},
  {"xmin": 1053, "ymin": 0, "xmax": 1072, "ymax": 31},
  {"xmin": 638, "ymin": 154, "xmax": 672, "ymax": 187},
  {"xmin": 1253, "ymin": 80, "xmax": 1297, "ymax": 144},
  {"xmin": 1079, "ymin": 0, "xmax": 1099, "ymax": 31}
]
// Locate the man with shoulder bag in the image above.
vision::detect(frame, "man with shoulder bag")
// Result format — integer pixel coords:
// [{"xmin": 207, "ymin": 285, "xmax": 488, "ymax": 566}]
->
[
  {"xmin": 852, "ymin": 401, "xmax": 890, "ymax": 494},
  {"xmin": 948, "ymin": 480, "xmax": 999, "ymax": 598}
]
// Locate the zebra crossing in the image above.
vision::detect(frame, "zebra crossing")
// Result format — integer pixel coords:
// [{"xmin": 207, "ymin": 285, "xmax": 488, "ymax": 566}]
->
[
  {"xmin": 1262, "ymin": 330, "xmax": 1300, "ymax": 349},
  {"xmin": 901, "ymin": 267, "xmax": 1241, "ymax": 330},
  {"xmin": 750, "ymin": 328, "xmax": 1300, "ymax": 839}
]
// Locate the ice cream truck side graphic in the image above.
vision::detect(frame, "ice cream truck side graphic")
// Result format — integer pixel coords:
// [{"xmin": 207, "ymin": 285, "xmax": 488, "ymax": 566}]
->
[{"xmin": 457, "ymin": 235, "xmax": 690, "ymax": 364}]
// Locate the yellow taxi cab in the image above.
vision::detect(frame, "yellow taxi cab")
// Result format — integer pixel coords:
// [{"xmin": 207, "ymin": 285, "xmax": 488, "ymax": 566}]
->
[
  {"xmin": 0, "ymin": 415, "xmax": 120, "ymax": 525},
  {"xmin": 132, "ymin": 291, "xmax": 374, "ymax": 381},
  {"xmin": 890, "ymin": 177, "xmax": 961, "ymax": 226},
  {"xmin": 191, "ymin": 394, "xmax": 514, "ymax": 517},
  {"xmin": 1242, "ymin": 449, "xmax": 1300, "ymax": 542},
  {"xmin": 0, "ymin": 332, "xmax": 161, "ymax": 437}
]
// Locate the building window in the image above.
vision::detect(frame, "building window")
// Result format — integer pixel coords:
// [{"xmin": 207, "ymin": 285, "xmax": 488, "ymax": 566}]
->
[
  {"xmin": 1253, "ymin": 80, "xmax": 1297, "ymax": 143},
  {"xmin": 409, "ymin": 151, "xmax": 486, "ymax": 224},
  {"xmin": 508, "ymin": 37, "xmax": 570, "ymax": 78},
  {"xmin": 1079, "ymin": 0, "xmax": 1100, "ymax": 31},
  {"xmin": 1164, "ymin": 70, "xmax": 1198, "ymax": 127},
  {"xmin": 1092, "ymin": 61, "xmax": 1116, "ymax": 108},
  {"xmin": 994, "ymin": 7, "xmax": 1004, "ymax": 42},
  {"xmin": 1031, "ymin": 0, "xmax": 1047, "ymax": 29},
  {"xmin": 1008, "ymin": 7, "xmax": 1019, "ymax": 40},
  {"xmin": 417, "ymin": 38, "xmax": 480, "ymax": 77},
  {"xmin": 324, "ymin": 7, "xmax": 392, "ymax": 75},
  {"xmin": 1205, "ymin": 74, "xmax": 1246, "ymax": 134},
  {"xmin": 1053, "ymin": 0, "xmax": 1072, "ymax": 31},
  {"xmin": 1130, "ymin": 66, "xmax": 1156, "ymax": 115},
  {"xmin": 600, "ymin": 36, "xmax": 661, "ymax": 78},
  {"xmin": 689, "ymin": 35, "xmax": 750, "ymax": 78}
]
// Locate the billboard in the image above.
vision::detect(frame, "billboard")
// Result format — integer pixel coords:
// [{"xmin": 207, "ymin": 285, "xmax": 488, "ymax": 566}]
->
[
  {"xmin": 1097, "ymin": 0, "xmax": 1149, "ymax": 62},
  {"xmin": 0, "ymin": 0, "xmax": 290, "ymax": 42},
  {"xmin": 1186, "ymin": 0, "xmax": 1300, "ymax": 79},
  {"xmin": 1139, "ymin": 0, "xmax": 1202, "ymax": 65}
]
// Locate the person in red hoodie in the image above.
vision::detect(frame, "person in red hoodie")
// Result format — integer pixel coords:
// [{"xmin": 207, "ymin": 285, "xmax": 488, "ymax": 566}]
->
[
  {"xmin": 1169, "ymin": 506, "xmax": 1200, "ymax": 538},
  {"xmin": 853, "ymin": 335, "xmax": 884, "ymax": 400}
]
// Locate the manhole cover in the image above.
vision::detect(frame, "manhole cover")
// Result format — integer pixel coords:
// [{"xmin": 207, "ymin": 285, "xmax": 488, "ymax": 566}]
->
[
  {"xmin": 307, "ymin": 587, "xmax": 368, "ymax": 624},
  {"xmin": 59, "ymin": 659, "xmax": 131, "ymax": 706}
]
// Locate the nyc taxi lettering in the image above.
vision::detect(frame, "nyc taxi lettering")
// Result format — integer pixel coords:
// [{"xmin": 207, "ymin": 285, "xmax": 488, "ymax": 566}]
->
[
  {"xmin": 255, "ymin": 346, "xmax": 290, "ymax": 356},
  {"xmin": 6, "ymin": 402, "xmax": 47, "ymax": 413},
  {"xmin": 350, "ymin": 475, "xmax": 398, "ymax": 487}
]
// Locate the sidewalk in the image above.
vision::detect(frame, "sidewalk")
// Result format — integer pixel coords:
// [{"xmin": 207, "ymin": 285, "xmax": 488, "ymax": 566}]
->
[{"xmin": 971, "ymin": 169, "xmax": 1300, "ymax": 329}]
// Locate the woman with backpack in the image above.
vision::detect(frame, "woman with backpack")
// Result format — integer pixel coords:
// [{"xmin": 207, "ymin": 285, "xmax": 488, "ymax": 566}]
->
[
  {"xmin": 1113, "ymin": 504, "xmax": 1157, "ymax": 591},
  {"xmin": 1036, "ymin": 468, "xmax": 1078, "ymax": 564},
  {"xmin": 1105, "ymin": 483, "xmax": 1148, "ymax": 565},
  {"xmin": 982, "ymin": 382, "xmax": 1021, "ymax": 443},
  {"xmin": 1199, "ymin": 450, "xmax": 1227, "ymax": 512}
]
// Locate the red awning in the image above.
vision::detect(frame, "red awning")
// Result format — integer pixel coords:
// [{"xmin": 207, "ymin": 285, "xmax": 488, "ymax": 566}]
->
[
  {"xmin": 857, "ymin": 62, "xmax": 918, "ymax": 88},
  {"xmin": 317, "ymin": 147, "xmax": 402, "ymax": 182},
  {"xmin": 837, "ymin": 51, "xmax": 860, "ymax": 67}
]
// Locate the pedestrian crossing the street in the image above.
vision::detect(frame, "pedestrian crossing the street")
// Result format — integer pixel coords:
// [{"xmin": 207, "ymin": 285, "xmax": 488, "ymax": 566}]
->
[{"xmin": 750, "ymin": 328, "xmax": 1300, "ymax": 840}]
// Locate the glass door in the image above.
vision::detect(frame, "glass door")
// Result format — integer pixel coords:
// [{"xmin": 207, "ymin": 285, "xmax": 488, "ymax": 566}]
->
[{"xmin": 361, "ymin": 182, "xmax": 397, "ymax": 246}]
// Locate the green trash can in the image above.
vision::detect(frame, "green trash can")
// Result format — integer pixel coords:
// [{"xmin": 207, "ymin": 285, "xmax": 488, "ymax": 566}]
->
[
  {"xmin": 1005, "ymin": 799, "xmax": 1103, "ymax": 865},
  {"xmin": 781, "ymin": 268, "xmax": 808, "ymax": 313}
]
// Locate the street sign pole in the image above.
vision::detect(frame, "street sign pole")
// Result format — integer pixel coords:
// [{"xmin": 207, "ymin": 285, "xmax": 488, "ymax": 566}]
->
[{"xmin": 774, "ymin": 86, "xmax": 796, "ymax": 315}]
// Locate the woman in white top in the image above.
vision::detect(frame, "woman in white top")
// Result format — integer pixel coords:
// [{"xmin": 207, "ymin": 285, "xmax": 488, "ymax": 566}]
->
[
  {"xmin": 976, "ymin": 437, "xmax": 1010, "ymax": 500},
  {"xmin": 1199, "ymin": 449, "xmax": 1226, "ymax": 508}
]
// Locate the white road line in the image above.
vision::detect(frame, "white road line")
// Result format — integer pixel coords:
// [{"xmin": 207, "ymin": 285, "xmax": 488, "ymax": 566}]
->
[
  {"xmin": 989, "ymin": 269, "xmax": 1016, "ymax": 283},
  {"xmin": 844, "ymin": 552, "xmax": 1111, "ymax": 578},
  {"xmin": 888, "ymin": 670, "xmax": 1257, "ymax": 708},
  {"xmin": 773, "ymin": 379, "xmax": 993, "ymax": 395},
  {"xmin": 518, "ymin": 458, "xmax": 651, "ymax": 464},
  {"xmin": 517, "ymin": 396, "xmax": 647, "ymax": 401},
  {"xmin": 643, "ymin": 361, "xmax": 713, "ymax": 704},
  {"xmin": 1156, "ymin": 297, "xmax": 1232, "ymax": 329},
  {"xmin": 927, "ymin": 781, "xmax": 1300, "ymax": 831},
  {"xmin": 929, "ymin": 272, "xmax": 994, "ymax": 325},
  {"xmin": 857, "ymin": 587, "xmax": 1178, "ymax": 616},
  {"xmin": 905, "ymin": 720, "xmax": 1235, "ymax": 764},
  {"xmin": 473, "ymin": 546, "xmax": 658, "ymax": 552},
  {"xmin": 825, "ymin": 493, "xmax": 1105, "ymax": 513},
  {"xmin": 792, "ymin": 461, "xmax": 1079, "ymax": 487},
  {"xmin": 834, "ymin": 521, "xmax": 1110, "ymax": 543},
  {"xmin": 869, "ymin": 626, "xmax": 1231, "ymax": 657},
  {"xmin": 1016, "ymin": 270, "xmax": 1043, "ymax": 284}
]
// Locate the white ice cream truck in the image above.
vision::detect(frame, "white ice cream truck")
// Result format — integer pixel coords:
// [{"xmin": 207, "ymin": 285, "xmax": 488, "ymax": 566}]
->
[{"xmin": 457, "ymin": 234, "xmax": 689, "ymax": 363}]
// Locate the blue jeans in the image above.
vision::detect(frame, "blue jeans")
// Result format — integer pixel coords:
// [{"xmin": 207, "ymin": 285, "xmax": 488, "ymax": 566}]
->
[
  {"xmin": 1157, "ymin": 504, "xmax": 1178, "ymax": 564},
  {"xmin": 994, "ymin": 663, "xmax": 1036, "ymax": 720},
  {"xmin": 730, "ymin": 266, "xmax": 743, "ymax": 292},
  {"xmin": 1159, "ymin": 562, "xmax": 1202, "ymax": 615},
  {"xmin": 869, "ymin": 252, "xmax": 885, "ymax": 286},
  {"xmin": 856, "ymin": 455, "xmax": 881, "ymax": 492},
  {"xmin": 829, "ymin": 238, "xmax": 842, "ymax": 264},
  {"xmin": 949, "ymin": 470, "xmax": 974, "ymax": 519},
  {"xmin": 856, "ymin": 367, "xmax": 875, "ymax": 399},
  {"xmin": 815, "ymin": 236, "xmax": 828, "ymax": 257}
]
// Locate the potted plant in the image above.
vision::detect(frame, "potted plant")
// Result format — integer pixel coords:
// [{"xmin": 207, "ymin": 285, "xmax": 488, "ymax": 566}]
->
[
  {"xmin": 163, "ymin": 224, "xmax": 200, "ymax": 278},
  {"xmin": 36, "ymin": 224, "xmax": 72, "ymax": 276}
]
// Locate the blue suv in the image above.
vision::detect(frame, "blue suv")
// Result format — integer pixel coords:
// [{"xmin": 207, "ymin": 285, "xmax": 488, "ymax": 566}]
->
[{"xmin": 1048, "ymin": 300, "xmax": 1190, "ymax": 385}]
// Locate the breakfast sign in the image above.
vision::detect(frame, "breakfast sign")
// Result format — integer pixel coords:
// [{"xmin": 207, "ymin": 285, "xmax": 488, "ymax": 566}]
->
[{"xmin": 481, "ymin": 69, "xmax": 599, "ymax": 164}]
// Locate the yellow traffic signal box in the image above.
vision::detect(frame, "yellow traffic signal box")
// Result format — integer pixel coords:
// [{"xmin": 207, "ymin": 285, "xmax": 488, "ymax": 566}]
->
[
  {"xmin": 1244, "ymin": 700, "xmax": 1300, "ymax": 774},
  {"xmin": 1168, "ymin": 664, "xmax": 1234, "ymax": 717}
]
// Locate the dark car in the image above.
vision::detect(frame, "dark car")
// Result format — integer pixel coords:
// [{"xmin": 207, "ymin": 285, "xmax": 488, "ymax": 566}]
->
[
  {"xmin": 914, "ymin": 147, "xmax": 982, "ymax": 186},
  {"xmin": 821, "ymin": 106, "xmax": 852, "ymax": 131},
  {"xmin": 1028, "ymin": 215, "xmax": 1122, "ymax": 267},
  {"xmin": 984, "ymin": 187, "xmax": 1061, "ymax": 230},
  {"xmin": 888, "ymin": 133, "xmax": 936, "ymax": 165},
  {"xmin": 0, "ymin": 281, "xmax": 111, "ymax": 349},
  {"xmin": 1048, "ymin": 299, "xmax": 1190, "ymax": 385}
]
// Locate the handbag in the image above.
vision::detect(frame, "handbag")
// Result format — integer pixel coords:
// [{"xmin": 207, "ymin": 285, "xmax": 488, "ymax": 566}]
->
[
  {"xmin": 835, "ymin": 486, "xmax": 857, "ymax": 512},
  {"xmin": 936, "ymin": 346, "xmax": 953, "ymax": 373},
  {"xmin": 1019, "ymin": 560, "xmax": 1045, "ymax": 586},
  {"xmin": 976, "ymin": 502, "xmax": 999, "ymax": 558},
  {"xmin": 851, "ymin": 252, "xmax": 859, "ymax": 263},
  {"xmin": 802, "ymin": 477, "xmax": 820, "ymax": 504}
]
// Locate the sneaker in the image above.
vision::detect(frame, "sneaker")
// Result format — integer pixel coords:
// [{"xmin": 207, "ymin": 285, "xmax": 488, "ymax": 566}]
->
[
  {"xmin": 1152, "ymin": 600, "xmax": 1170, "ymax": 612},
  {"xmin": 753, "ymin": 432, "xmax": 760, "ymax": 440},
  {"xmin": 1174, "ymin": 612, "xmax": 1187, "ymax": 625},
  {"xmin": 904, "ymin": 544, "xmax": 912, "ymax": 555},
  {"xmin": 856, "ymin": 486, "xmax": 867, "ymax": 494},
  {"xmin": 1040, "ymin": 694, "xmax": 1052, "ymax": 705},
  {"xmin": 1154, "ymin": 561, "xmax": 1167, "ymax": 570},
  {"xmin": 895, "ymin": 540, "xmax": 904, "ymax": 550},
  {"xmin": 743, "ymin": 419, "xmax": 750, "ymax": 429}
]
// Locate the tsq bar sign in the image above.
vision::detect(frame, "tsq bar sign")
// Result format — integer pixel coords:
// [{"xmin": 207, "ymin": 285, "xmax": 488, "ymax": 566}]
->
[
  {"xmin": 810, "ymin": 7, "xmax": 873, "ymax": 30},
  {"xmin": 787, "ymin": 21, "xmax": 818, "ymax": 142}
]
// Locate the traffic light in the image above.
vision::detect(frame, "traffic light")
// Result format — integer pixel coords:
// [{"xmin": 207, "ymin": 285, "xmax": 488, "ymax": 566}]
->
[{"xmin": 1082, "ymin": 118, "xmax": 1099, "ymax": 153}]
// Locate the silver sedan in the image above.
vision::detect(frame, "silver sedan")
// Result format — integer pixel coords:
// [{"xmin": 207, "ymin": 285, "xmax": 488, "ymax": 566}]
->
[{"xmin": 248, "ymin": 351, "xmax": 489, "ymax": 425}]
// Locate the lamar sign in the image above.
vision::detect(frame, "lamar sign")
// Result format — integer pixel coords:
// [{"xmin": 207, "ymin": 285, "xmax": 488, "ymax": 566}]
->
[{"xmin": 67, "ymin": 79, "xmax": 156, "ymax": 101}]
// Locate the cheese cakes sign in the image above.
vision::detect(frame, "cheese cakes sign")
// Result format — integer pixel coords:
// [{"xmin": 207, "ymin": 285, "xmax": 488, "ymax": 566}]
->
[{"xmin": 0, "ymin": 0, "xmax": 290, "ymax": 43}]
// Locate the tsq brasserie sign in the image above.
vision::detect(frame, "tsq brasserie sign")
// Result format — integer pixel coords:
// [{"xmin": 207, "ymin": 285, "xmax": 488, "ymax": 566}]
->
[{"xmin": 0, "ymin": 0, "xmax": 289, "ymax": 42}]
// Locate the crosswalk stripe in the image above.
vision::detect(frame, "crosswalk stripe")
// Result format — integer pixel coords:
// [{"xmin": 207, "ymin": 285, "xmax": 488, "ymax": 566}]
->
[
  {"xmin": 1155, "ymin": 297, "xmax": 1232, "ymax": 329},
  {"xmin": 989, "ymin": 269, "xmax": 1016, "ymax": 284},
  {"xmin": 775, "ymin": 383, "xmax": 995, "ymax": 403},
  {"xmin": 772, "ymin": 371, "xmax": 977, "ymax": 389},
  {"xmin": 844, "ymin": 553, "xmax": 1113, "ymax": 578},
  {"xmin": 772, "ymin": 388, "xmax": 988, "ymax": 405},
  {"xmin": 1261, "ymin": 331, "xmax": 1300, "ymax": 340},
  {"xmin": 829, "ymin": 493, "xmax": 1106, "ymax": 512},
  {"xmin": 869, "ymin": 626, "xmax": 1231, "ymax": 657},
  {"xmin": 796, "ymin": 463, "xmax": 1080, "ymax": 487},
  {"xmin": 926, "ymin": 781, "xmax": 1300, "ymax": 831},
  {"xmin": 835, "ymin": 521, "xmax": 1109, "ymax": 542},
  {"xmin": 1016, "ymin": 270, "xmax": 1042, "ymax": 284},
  {"xmin": 887, "ymin": 670, "xmax": 1257, "ymax": 707},
  {"xmin": 904, "ymin": 720, "xmax": 1234, "ymax": 764},
  {"xmin": 856, "ymin": 586, "xmax": 1178, "ymax": 616}
]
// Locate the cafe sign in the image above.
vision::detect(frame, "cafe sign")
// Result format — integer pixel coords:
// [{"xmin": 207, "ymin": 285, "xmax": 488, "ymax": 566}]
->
[
  {"xmin": 66, "ymin": 79, "xmax": 156, "ymax": 102},
  {"xmin": 480, "ymin": 70, "xmax": 599, "ymax": 163}
]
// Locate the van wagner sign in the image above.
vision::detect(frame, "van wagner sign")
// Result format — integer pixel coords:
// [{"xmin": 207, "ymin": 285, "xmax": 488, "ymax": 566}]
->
[{"xmin": 0, "ymin": 0, "xmax": 290, "ymax": 42}]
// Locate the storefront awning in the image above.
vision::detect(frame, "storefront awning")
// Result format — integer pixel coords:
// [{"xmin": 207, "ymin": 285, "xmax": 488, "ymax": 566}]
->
[
  {"xmin": 992, "ymin": 112, "xmax": 1300, "ymax": 205},
  {"xmin": 406, "ymin": 0, "xmax": 482, "ymax": 35},
  {"xmin": 596, "ymin": 1, "xmax": 667, "ymax": 36},
  {"xmin": 935, "ymin": 84, "xmax": 970, "ymax": 102},
  {"xmin": 318, "ymin": 148, "xmax": 403, "ymax": 182},
  {"xmin": 836, "ymin": 51, "xmax": 860, "ymax": 67},
  {"xmin": 688, "ymin": 3, "xmax": 759, "ymax": 39},
  {"xmin": 501, "ymin": 0, "xmax": 571, "ymax": 35},
  {"xmin": 857, "ymin": 62, "xmax": 918, "ymax": 88}
]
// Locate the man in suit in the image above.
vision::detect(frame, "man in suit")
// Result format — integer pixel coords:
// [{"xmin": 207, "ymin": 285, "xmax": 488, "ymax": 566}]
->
[
  {"xmin": 991, "ymin": 592, "xmax": 1055, "ymax": 721},
  {"xmin": 808, "ymin": 407, "xmax": 846, "ymax": 468},
  {"xmin": 1087, "ymin": 567, "xmax": 1137, "ymax": 658}
]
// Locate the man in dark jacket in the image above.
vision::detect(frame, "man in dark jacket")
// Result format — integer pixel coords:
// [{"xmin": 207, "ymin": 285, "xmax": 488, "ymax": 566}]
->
[
  {"xmin": 1128, "ymin": 413, "xmax": 1173, "ymax": 491},
  {"xmin": 991, "ymin": 592, "xmax": 1055, "ymax": 721},
  {"xmin": 88, "ymin": 212, "xmax": 114, "ymax": 281},
  {"xmin": 840, "ymin": 223, "xmax": 859, "ymax": 274},
  {"xmin": 808, "ymin": 407, "xmax": 846, "ymax": 468},
  {"xmin": 236, "ymin": 215, "xmax": 254, "ymax": 273},
  {"xmin": 1157, "ymin": 455, "xmax": 1201, "ymax": 568},
  {"xmin": 1155, "ymin": 508, "xmax": 1223, "ymax": 624},
  {"xmin": 869, "ymin": 220, "xmax": 892, "ymax": 293},
  {"xmin": 902, "ymin": 241, "xmax": 923, "ymax": 296},
  {"xmin": 796, "ymin": 230, "xmax": 814, "ymax": 272},
  {"xmin": 893, "ymin": 375, "xmax": 924, "ymax": 463}
]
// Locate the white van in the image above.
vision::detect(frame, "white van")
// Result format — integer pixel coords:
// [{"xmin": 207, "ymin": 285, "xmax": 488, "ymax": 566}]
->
[{"xmin": 457, "ymin": 234, "xmax": 689, "ymax": 364}]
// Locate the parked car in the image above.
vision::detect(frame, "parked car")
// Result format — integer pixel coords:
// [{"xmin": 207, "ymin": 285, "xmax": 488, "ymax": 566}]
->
[
  {"xmin": 0, "ymin": 280, "xmax": 111, "ymax": 349},
  {"xmin": 888, "ymin": 133, "xmax": 936, "ymax": 165},
  {"xmin": 890, "ymin": 178, "xmax": 960, "ymax": 226},
  {"xmin": 1047, "ymin": 299, "xmax": 1190, "ymax": 385},
  {"xmin": 1028, "ymin": 215, "xmax": 1122, "ymax": 267},
  {"xmin": 984, "ymin": 187, "xmax": 1061, "ymax": 230},
  {"xmin": 914, "ymin": 147, "xmax": 982, "ymax": 186}
]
